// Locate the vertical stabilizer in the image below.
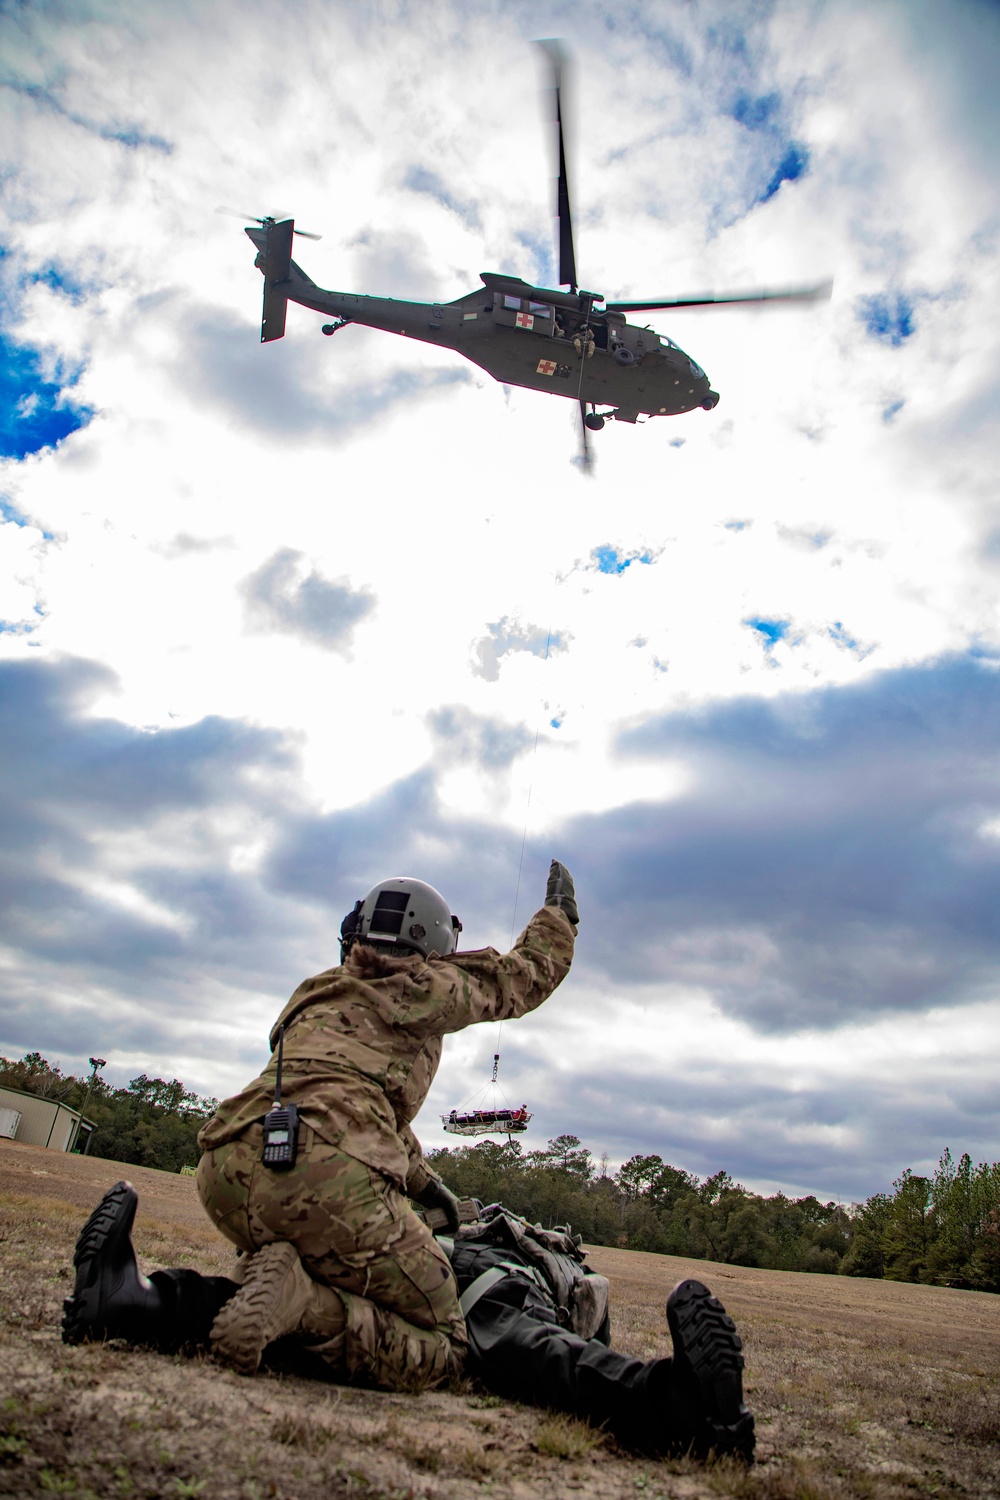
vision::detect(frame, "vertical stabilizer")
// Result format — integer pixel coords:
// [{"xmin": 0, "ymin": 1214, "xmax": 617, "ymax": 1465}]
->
[{"xmin": 261, "ymin": 219, "xmax": 294, "ymax": 343}]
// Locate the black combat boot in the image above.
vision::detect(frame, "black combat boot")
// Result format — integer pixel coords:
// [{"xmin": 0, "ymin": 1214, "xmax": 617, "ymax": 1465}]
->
[
  {"xmin": 662, "ymin": 1278, "xmax": 755, "ymax": 1461},
  {"xmin": 61, "ymin": 1180, "xmax": 237, "ymax": 1350}
]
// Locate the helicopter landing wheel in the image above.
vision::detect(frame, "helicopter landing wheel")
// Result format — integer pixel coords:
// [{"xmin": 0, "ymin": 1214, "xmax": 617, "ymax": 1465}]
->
[
  {"xmin": 321, "ymin": 324, "xmax": 337, "ymax": 336},
  {"xmin": 584, "ymin": 412, "xmax": 605, "ymax": 431},
  {"xmin": 701, "ymin": 391, "xmax": 720, "ymax": 410}
]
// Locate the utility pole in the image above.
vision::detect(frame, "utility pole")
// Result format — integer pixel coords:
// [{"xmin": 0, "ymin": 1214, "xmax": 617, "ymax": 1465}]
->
[{"xmin": 71, "ymin": 1056, "xmax": 106, "ymax": 1152}]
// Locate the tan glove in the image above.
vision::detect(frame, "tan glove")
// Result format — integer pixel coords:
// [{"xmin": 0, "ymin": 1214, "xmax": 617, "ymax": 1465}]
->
[{"xmin": 414, "ymin": 1176, "xmax": 462, "ymax": 1233}]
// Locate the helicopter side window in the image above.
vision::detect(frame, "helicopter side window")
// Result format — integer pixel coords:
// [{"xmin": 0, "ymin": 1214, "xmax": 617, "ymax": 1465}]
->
[
  {"xmin": 503, "ymin": 295, "xmax": 522, "ymax": 310},
  {"xmin": 528, "ymin": 301, "xmax": 552, "ymax": 317}
]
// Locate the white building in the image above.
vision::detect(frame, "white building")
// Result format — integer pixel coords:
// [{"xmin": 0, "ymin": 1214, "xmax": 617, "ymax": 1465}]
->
[{"xmin": 0, "ymin": 1085, "xmax": 96, "ymax": 1153}]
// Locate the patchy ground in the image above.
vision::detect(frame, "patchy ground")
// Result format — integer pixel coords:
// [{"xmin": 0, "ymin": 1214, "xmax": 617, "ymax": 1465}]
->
[{"xmin": 1, "ymin": 1137, "xmax": 997, "ymax": 1499}]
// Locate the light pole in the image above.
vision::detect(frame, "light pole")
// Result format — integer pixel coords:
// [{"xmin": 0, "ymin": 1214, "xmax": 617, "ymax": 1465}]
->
[{"xmin": 71, "ymin": 1056, "xmax": 106, "ymax": 1153}]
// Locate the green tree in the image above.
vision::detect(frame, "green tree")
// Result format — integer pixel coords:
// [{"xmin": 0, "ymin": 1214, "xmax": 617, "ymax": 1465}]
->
[
  {"xmin": 537, "ymin": 1134, "xmax": 593, "ymax": 1180},
  {"xmin": 883, "ymin": 1169, "xmax": 933, "ymax": 1282},
  {"xmin": 0, "ymin": 1051, "xmax": 76, "ymax": 1101}
]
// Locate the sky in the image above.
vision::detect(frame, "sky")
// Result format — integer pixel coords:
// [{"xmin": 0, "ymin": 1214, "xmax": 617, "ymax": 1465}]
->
[{"xmin": 1, "ymin": 0, "xmax": 999, "ymax": 1205}]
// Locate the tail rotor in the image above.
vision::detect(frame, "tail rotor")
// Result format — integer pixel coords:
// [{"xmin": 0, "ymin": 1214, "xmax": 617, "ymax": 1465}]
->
[{"xmin": 215, "ymin": 206, "xmax": 322, "ymax": 240}]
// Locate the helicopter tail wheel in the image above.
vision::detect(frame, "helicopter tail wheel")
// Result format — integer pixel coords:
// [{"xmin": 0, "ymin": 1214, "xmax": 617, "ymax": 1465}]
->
[
  {"xmin": 584, "ymin": 411, "xmax": 605, "ymax": 431},
  {"xmin": 701, "ymin": 391, "xmax": 720, "ymax": 410}
]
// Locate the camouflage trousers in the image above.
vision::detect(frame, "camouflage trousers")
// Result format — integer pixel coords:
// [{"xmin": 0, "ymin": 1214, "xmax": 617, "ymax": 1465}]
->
[{"xmin": 196, "ymin": 1123, "xmax": 466, "ymax": 1391}]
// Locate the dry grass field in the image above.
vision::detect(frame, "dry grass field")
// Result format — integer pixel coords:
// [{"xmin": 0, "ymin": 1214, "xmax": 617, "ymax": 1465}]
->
[{"xmin": 1, "ymin": 1137, "xmax": 997, "ymax": 1500}]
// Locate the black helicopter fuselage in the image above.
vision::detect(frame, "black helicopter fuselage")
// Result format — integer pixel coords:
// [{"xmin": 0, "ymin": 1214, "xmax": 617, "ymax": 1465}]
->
[{"xmin": 246, "ymin": 227, "xmax": 715, "ymax": 423}]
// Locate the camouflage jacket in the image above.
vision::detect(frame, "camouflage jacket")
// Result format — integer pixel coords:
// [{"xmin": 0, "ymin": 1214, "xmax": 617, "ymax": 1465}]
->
[{"xmin": 198, "ymin": 905, "xmax": 574, "ymax": 1192}]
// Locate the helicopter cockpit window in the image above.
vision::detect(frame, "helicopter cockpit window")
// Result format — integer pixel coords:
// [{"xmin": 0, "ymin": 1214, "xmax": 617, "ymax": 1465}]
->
[{"xmin": 659, "ymin": 335, "xmax": 678, "ymax": 350}]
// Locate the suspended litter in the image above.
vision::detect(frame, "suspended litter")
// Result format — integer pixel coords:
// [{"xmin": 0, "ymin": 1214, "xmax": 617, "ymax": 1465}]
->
[{"xmin": 441, "ymin": 1051, "xmax": 532, "ymax": 1139}]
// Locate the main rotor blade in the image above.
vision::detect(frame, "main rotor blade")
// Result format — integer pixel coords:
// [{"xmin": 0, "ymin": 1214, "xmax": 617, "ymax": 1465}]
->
[
  {"xmin": 537, "ymin": 40, "xmax": 578, "ymax": 293},
  {"xmin": 605, "ymin": 279, "xmax": 833, "ymax": 313}
]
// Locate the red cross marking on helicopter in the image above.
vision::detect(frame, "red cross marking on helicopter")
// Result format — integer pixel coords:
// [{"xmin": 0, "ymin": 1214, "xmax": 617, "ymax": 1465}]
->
[
  {"xmin": 536, "ymin": 359, "xmax": 557, "ymax": 376},
  {"xmin": 515, "ymin": 312, "xmax": 535, "ymax": 329}
]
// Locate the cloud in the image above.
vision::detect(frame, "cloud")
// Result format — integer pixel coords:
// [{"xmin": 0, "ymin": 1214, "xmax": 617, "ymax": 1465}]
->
[
  {"xmin": 179, "ymin": 308, "xmax": 471, "ymax": 440},
  {"xmin": 496, "ymin": 1033, "xmax": 1000, "ymax": 1201},
  {"xmin": 562, "ymin": 655, "xmax": 1000, "ymax": 1033},
  {"xmin": 153, "ymin": 533, "xmax": 234, "ymax": 559},
  {"xmin": 428, "ymin": 705, "xmax": 532, "ymax": 769},
  {"xmin": 402, "ymin": 165, "xmax": 479, "ymax": 228},
  {"xmin": 263, "ymin": 768, "xmax": 526, "ymax": 936},
  {"xmin": 241, "ymin": 548, "xmax": 374, "ymax": 650},
  {"xmin": 471, "ymin": 617, "xmax": 569, "ymax": 682},
  {"xmin": 0, "ymin": 653, "xmax": 310, "ymax": 1089},
  {"xmin": 1, "ymin": 77, "xmax": 173, "ymax": 153}
]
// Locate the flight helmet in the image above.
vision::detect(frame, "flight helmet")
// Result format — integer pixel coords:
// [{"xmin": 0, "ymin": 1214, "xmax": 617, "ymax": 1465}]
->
[{"xmin": 340, "ymin": 877, "xmax": 463, "ymax": 961}]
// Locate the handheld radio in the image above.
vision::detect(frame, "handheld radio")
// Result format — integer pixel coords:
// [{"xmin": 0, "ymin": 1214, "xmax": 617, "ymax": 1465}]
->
[{"xmin": 261, "ymin": 1024, "xmax": 299, "ymax": 1170}]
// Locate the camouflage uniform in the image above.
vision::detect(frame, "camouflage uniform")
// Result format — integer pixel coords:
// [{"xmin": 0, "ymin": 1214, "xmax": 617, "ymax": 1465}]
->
[{"xmin": 196, "ymin": 904, "xmax": 575, "ymax": 1390}]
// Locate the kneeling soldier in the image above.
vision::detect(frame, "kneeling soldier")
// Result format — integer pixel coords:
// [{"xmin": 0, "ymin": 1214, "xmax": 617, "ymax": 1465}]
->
[{"xmin": 66, "ymin": 862, "xmax": 578, "ymax": 1393}]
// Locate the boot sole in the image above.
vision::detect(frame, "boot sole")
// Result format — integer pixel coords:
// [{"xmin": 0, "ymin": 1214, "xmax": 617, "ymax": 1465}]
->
[
  {"xmin": 666, "ymin": 1279, "xmax": 755, "ymax": 1461},
  {"xmin": 210, "ymin": 1241, "xmax": 306, "ymax": 1376},
  {"xmin": 62, "ymin": 1180, "xmax": 137, "ymax": 1345}
]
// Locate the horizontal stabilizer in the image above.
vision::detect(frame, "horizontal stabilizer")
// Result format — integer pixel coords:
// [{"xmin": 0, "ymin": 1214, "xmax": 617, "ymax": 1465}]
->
[{"xmin": 261, "ymin": 219, "xmax": 294, "ymax": 343}]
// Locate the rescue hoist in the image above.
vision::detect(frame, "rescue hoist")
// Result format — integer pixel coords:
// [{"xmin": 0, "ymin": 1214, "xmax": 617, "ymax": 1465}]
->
[{"xmin": 441, "ymin": 1047, "xmax": 533, "ymax": 1140}]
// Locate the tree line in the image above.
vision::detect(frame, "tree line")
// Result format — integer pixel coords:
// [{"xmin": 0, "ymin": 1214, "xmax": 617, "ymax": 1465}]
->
[
  {"xmin": 4, "ymin": 1053, "xmax": 998, "ymax": 1291},
  {"xmin": 427, "ymin": 1134, "xmax": 1000, "ymax": 1293},
  {"xmin": 0, "ymin": 1052, "xmax": 216, "ymax": 1174},
  {"xmin": 427, "ymin": 1135, "xmax": 853, "ymax": 1275}
]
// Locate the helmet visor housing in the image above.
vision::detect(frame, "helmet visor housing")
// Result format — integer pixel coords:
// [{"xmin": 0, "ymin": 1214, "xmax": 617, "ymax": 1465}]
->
[{"xmin": 358, "ymin": 877, "xmax": 462, "ymax": 959}]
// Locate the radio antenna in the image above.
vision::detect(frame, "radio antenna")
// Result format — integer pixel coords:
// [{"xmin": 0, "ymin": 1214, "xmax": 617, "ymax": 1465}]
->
[{"xmin": 274, "ymin": 1024, "xmax": 286, "ymax": 1105}]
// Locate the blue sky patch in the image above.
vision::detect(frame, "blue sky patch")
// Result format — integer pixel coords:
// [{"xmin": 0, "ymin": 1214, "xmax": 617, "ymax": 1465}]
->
[
  {"xmin": 746, "ymin": 617, "xmax": 789, "ymax": 647},
  {"xmin": 592, "ymin": 544, "xmax": 654, "ymax": 575},
  {"xmin": 731, "ymin": 91, "xmax": 781, "ymax": 131},
  {"xmin": 882, "ymin": 398, "xmax": 905, "ymax": 423},
  {"xmin": 1, "ymin": 497, "xmax": 29, "ymax": 526},
  {"xmin": 550, "ymin": 717, "xmax": 562, "ymax": 729},
  {"xmin": 30, "ymin": 264, "xmax": 89, "ymax": 305},
  {"xmin": 829, "ymin": 621, "xmax": 860, "ymax": 652},
  {"xmin": 668, "ymin": 436, "xmax": 685, "ymax": 448},
  {"xmin": 858, "ymin": 292, "xmax": 916, "ymax": 347},
  {"xmin": 0, "ymin": 494, "xmax": 53, "ymax": 540},
  {"xmin": 828, "ymin": 622, "xmax": 873, "ymax": 659},
  {"xmin": 0, "ymin": 334, "xmax": 93, "ymax": 460},
  {"xmin": 759, "ymin": 142, "xmax": 809, "ymax": 203}
]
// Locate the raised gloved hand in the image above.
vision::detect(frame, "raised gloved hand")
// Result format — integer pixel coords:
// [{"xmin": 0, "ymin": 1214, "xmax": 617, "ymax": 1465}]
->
[
  {"xmin": 415, "ymin": 1176, "xmax": 462, "ymax": 1234},
  {"xmin": 545, "ymin": 859, "xmax": 579, "ymax": 928}
]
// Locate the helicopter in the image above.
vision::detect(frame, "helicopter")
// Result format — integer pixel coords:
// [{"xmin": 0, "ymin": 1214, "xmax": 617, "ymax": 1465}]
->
[{"xmin": 222, "ymin": 42, "xmax": 830, "ymax": 466}]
